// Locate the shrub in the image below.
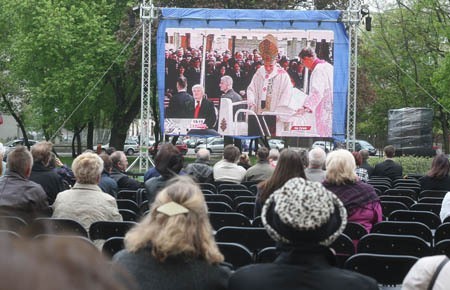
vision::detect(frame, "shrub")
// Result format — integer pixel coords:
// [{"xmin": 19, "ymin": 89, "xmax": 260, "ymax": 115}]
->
[{"xmin": 368, "ymin": 156, "xmax": 432, "ymax": 175}]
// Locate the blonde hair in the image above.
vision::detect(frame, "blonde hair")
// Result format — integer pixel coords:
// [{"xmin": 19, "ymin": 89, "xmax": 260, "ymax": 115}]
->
[
  {"xmin": 325, "ymin": 149, "xmax": 357, "ymax": 185},
  {"xmin": 124, "ymin": 176, "xmax": 223, "ymax": 264},
  {"xmin": 72, "ymin": 152, "xmax": 103, "ymax": 184}
]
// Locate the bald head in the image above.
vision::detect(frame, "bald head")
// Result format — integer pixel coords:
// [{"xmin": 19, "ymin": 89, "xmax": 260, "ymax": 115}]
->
[{"xmin": 196, "ymin": 148, "xmax": 210, "ymax": 162}]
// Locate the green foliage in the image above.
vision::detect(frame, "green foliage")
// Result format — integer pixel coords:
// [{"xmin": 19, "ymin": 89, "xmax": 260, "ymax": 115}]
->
[{"xmin": 368, "ymin": 156, "xmax": 433, "ymax": 175}]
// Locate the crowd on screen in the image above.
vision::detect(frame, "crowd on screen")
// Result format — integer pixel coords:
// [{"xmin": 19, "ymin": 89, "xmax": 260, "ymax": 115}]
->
[{"xmin": 0, "ymin": 140, "xmax": 450, "ymax": 289}]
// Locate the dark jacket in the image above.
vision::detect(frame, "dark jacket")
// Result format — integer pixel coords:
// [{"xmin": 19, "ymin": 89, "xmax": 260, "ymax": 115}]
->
[
  {"xmin": 228, "ymin": 247, "xmax": 378, "ymax": 290},
  {"xmin": 360, "ymin": 161, "xmax": 374, "ymax": 177},
  {"xmin": 166, "ymin": 91, "xmax": 194, "ymax": 118},
  {"xmin": 0, "ymin": 171, "xmax": 50, "ymax": 222},
  {"xmin": 194, "ymin": 98, "xmax": 217, "ymax": 129},
  {"xmin": 113, "ymin": 248, "xmax": 230, "ymax": 290},
  {"xmin": 99, "ymin": 171, "xmax": 119, "ymax": 198},
  {"xmin": 29, "ymin": 162, "xmax": 66, "ymax": 204},
  {"xmin": 144, "ymin": 176, "xmax": 168, "ymax": 203},
  {"xmin": 110, "ymin": 167, "xmax": 143, "ymax": 190},
  {"xmin": 419, "ymin": 175, "xmax": 450, "ymax": 191},
  {"xmin": 372, "ymin": 159, "xmax": 403, "ymax": 180},
  {"xmin": 185, "ymin": 160, "xmax": 214, "ymax": 183}
]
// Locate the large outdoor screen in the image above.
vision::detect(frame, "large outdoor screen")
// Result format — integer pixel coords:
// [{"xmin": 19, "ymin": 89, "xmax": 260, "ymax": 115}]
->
[{"xmin": 157, "ymin": 9, "xmax": 349, "ymax": 139}]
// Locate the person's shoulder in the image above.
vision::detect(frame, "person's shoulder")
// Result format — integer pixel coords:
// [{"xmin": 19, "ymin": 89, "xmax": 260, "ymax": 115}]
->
[{"xmin": 331, "ymin": 268, "xmax": 379, "ymax": 289}]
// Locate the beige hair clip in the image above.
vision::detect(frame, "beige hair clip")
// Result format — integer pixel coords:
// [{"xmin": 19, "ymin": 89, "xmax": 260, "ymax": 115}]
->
[{"xmin": 157, "ymin": 201, "xmax": 189, "ymax": 216}]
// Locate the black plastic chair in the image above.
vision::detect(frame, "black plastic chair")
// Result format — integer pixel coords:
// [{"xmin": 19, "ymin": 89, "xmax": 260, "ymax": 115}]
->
[
  {"xmin": 434, "ymin": 239, "xmax": 450, "ymax": 255},
  {"xmin": 249, "ymin": 184, "xmax": 258, "ymax": 194},
  {"xmin": 392, "ymin": 179, "xmax": 420, "ymax": 187},
  {"xmin": 201, "ymin": 189, "xmax": 216, "ymax": 195},
  {"xmin": 220, "ymin": 189, "xmax": 254, "ymax": 199},
  {"xmin": 255, "ymin": 247, "xmax": 278, "ymax": 263},
  {"xmin": 204, "ymin": 194, "xmax": 233, "ymax": 207},
  {"xmin": 31, "ymin": 218, "xmax": 88, "ymax": 237},
  {"xmin": 410, "ymin": 203, "xmax": 441, "ymax": 216},
  {"xmin": 206, "ymin": 202, "xmax": 233, "ymax": 213},
  {"xmin": 419, "ymin": 190, "xmax": 448, "ymax": 199},
  {"xmin": 379, "ymin": 195, "xmax": 416, "ymax": 208},
  {"xmin": 102, "ymin": 237, "xmax": 125, "ymax": 257},
  {"xmin": 209, "ymin": 212, "xmax": 251, "ymax": 230},
  {"xmin": 217, "ymin": 183, "xmax": 247, "ymax": 192},
  {"xmin": 236, "ymin": 202, "xmax": 255, "ymax": 220},
  {"xmin": 330, "ymin": 234, "xmax": 355, "ymax": 268},
  {"xmin": 445, "ymin": 216, "xmax": 450, "ymax": 223},
  {"xmin": 117, "ymin": 190, "xmax": 140, "ymax": 204},
  {"xmin": 217, "ymin": 242, "xmax": 253, "ymax": 269},
  {"xmin": 0, "ymin": 229, "xmax": 21, "ymax": 239},
  {"xmin": 418, "ymin": 197, "xmax": 443, "ymax": 204},
  {"xmin": 215, "ymin": 226, "xmax": 275, "ymax": 253},
  {"xmin": 199, "ymin": 183, "xmax": 217, "ymax": 193},
  {"xmin": 233, "ymin": 196, "xmax": 256, "ymax": 208},
  {"xmin": 371, "ymin": 221, "xmax": 433, "ymax": 245},
  {"xmin": 344, "ymin": 222, "xmax": 368, "ymax": 241},
  {"xmin": 380, "ymin": 201, "xmax": 408, "ymax": 218},
  {"xmin": 370, "ymin": 184, "xmax": 390, "ymax": 194},
  {"xmin": 434, "ymin": 223, "xmax": 450, "ymax": 244},
  {"xmin": 116, "ymin": 199, "xmax": 140, "ymax": 214},
  {"xmin": 383, "ymin": 188, "xmax": 418, "ymax": 200},
  {"xmin": 241, "ymin": 181, "xmax": 259, "ymax": 189},
  {"xmin": 139, "ymin": 201, "xmax": 150, "ymax": 215},
  {"xmin": 89, "ymin": 221, "xmax": 136, "ymax": 241},
  {"xmin": 0, "ymin": 216, "xmax": 28, "ymax": 232},
  {"xmin": 389, "ymin": 210, "xmax": 441, "ymax": 229},
  {"xmin": 119, "ymin": 209, "xmax": 138, "ymax": 222},
  {"xmin": 394, "ymin": 185, "xmax": 421, "ymax": 194},
  {"xmin": 358, "ymin": 233, "xmax": 431, "ymax": 257},
  {"xmin": 252, "ymin": 216, "xmax": 263, "ymax": 227},
  {"xmin": 344, "ymin": 253, "xmax": 418, "ymax": 286}
]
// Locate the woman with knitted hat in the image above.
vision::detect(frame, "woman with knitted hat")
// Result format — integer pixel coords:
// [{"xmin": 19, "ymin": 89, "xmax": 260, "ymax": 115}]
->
[
  {"xmin": 228, "ymin": 177, "xmax": 378, "ymax": 290},
  {"xmin": 323, "ymin": 149, "xmax": 382, "ymax": 233}
]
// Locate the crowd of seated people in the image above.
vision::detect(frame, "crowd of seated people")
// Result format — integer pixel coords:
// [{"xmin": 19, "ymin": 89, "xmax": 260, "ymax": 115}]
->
[{"xmin": 2, "ymin": 140, "xmax": 450, "ymax": 289}]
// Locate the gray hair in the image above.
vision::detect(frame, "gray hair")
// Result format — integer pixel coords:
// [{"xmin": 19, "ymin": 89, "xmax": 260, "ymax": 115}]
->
[
  {"xmin": 308, "ymin": 147, "xmax": 326, "ymax": 168},
  {"xmin": 196, "ymin": 148, "xmax": 210, "ymax": 162},
  {"xmin": 221, "ymin": 75, "xmax": 233, "ymax": 88}
]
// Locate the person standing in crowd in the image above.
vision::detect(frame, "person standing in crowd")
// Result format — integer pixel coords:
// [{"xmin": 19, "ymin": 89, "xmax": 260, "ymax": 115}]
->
[
  {"xmin": 229, "ymin": 177, "xmax": 378, "ymax": 290},
  {"xmin": 419, "ymin": 154, "xmax": 450, "ymax": 191},
  {"xmin": 110, "ymin": 151, "xmax": 143, "ymax": 190},
  {"xmin": 0, "ymin": 146, "xmax": 49, "ymax": 222},
  {"xmin": 372, "ymin": 145, "xmax": 403, "ymax": 180},
  {"xmin": 185, "ymin": 148, "xmax": 213, "ymax": 183},
  {"xmin": 296, "ymin": 47, "xmax": 334, "ymax": 137},
  {"xmin": 98, "ymin": 153, "xmax": 119, "ymax": 198},
  {"xmin": 255, "ymin": 148, "xmax": 306, "ymax": 218},
  {"xmin": 52, "ymin": 152, "xmax": 122, "ymax": 246},
  {"xmin": 114, "ymin": 176, "xmax": 230, "ymax": 290},
  {"xmin": 353, "ymin": 151, "xmax": 369, "ymax": 183},
  {"xmin": 29, "ymin": 141, "xmax": 66, "ymax": 204},
  {"xmin": 305, "ymin": 147, "xmax": 326, "ymax": 183},
  {"xmin": 359, "ymin": 149, "xmax": 374, "ymax": 177},
  {"xmin": 244, "ymin": 147, "xmax": 274, "ymax": 182},
  {"xmin": 192, "ymin": 84, "xmax": 217, "ymax": 130},
  {"xmin": 323, "ymin": 150, "xmax": 382, "ymax": 233},
  {"xmin": 213, "ymin": 145, "xmax": 246, "ymax": 183},
  {"xmin": 165, "ymin": 77, "xmax": 194, "ymax": 119}
]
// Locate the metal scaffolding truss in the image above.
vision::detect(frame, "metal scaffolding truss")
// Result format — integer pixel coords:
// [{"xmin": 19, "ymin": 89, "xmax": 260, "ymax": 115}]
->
[{"xmin": 136, "ymin": 1, "xmax": 361, "ymax": 171}]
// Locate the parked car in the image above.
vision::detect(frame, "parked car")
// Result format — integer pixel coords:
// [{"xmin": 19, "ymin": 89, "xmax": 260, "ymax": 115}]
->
[
  {"xmin": 354, "ymin": 140, "xmax": 377, "ymax": 156},
  {"xmin": 268, "ymin": 139, "xmax": 285, "ymax": 150},
  {"xmin": 311, "ymin": 140, "xmax": 334, "ymax": 153},
  {"xmin": 185, "ymin": 137, "xmax": 208, "ymax": 149},
  {"xmin": 148, "ymin": 141, "xmax": 188, "ymax": 155},
  {"xmin": 4, "ymin": 139, "xmax": 38, "ymax": 155},
  {"xmin": 94, "ymin": 139, "xmax": 139, "ymax": 156},
  {"xmin": 195, "ymin": 137, "xmax": 224, "ymax": 154}
]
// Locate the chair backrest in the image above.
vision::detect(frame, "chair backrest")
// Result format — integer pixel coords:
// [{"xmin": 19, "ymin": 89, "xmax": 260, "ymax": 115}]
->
[
  {"xmin": 434, "ymin": 239, "xmax": 450, "ymax": 256},
  {"xmin": 199, "ymin": 183, "xmax": 217, "ymax": 193},
  {"xmin": 255, "ymin": 247, "xmax": 278, "ymax": 263},
  {"xmin": 419, "ymin": 190, "xmax": 448, "ymax": 199},
  {"xmin": 203, "ymin": 194, "xmax": 233, "ymax": 207},
  {"xmin": 394, "ymin": 185, "xmax": 421, "ymax": 194},
  {"xmin": 215, "ymin": 226, "xmax": 275, "ymax": 253},
  {"xmin": 0, "ymin": 229, "xmax": 21, "ymax": 239},
  {"xmin": 371, "ymin": 221, "xmax": 433, "ymax": 244},
  {"xmin": 392, "ymin": 179, "xmax": 420, "ymax": 186},
  {"xmin": 241, "ymin": 181, "xmax": 259, "ymax": 188},
  {"xmin": 31, "ymin": 218, "xmax": 88, "ymax": 237},
  {"xmin": 89, "ymin": 221, "xmax": 136, "ymax": 240},
  {"xmin": 220, "ymin": 189, "xmax": 254, "ymax": 199},
  {"xmin": 379, "ymin": 195, "xmax": 416, "ymax": 208},
  {"xmin": 249, "ymin": 184, "xmax": 258, "ymax": 194},
  {"xmin": 389, "ymin": 210, "xmax": 441, "ymax": 229},
  {"xmin": 116, "ymin": 199, "xmax": 139, "ymax": 214},
  {"xmin": 369, "ymin": 184, "xmax": 390, "ymax": 194},
  {"xmin": 344, "ymin": 253, "xmax": 418, "ymax": 286},
  {"xmin": 252, "ymin": 216, "xmax": 263, "ymax": 227},
  {"xmin": 434, "ymin": 222, "xmax": 450, "ymax": 244},
  {"xmin": 208, "ymin": 212, "xmax": 251, "ymax": 230},
  {"xmin": 201, "ymin": 189, "xmax": 216, "ymax": 195},
  {"xmin": 206, "ymin": 202, "xmax": 233, "ymax": 213},
  {"xmin": 0, "ymin": 216, "xmax": 28, "ymax": 232},
  {"xmin": 344, "ymin": 222, "xmax": 368, "ymax": 240},
  {"xmin": 117, "ymin": 190, "xmax": 139, "ymax": 203},
  {"xmin": 358, "ymin": 233, "xmax": 431, "ymax": 257},
  {"xmin": 383, "ymin": 188, "xmax": 418, "ymax": 200},
  {"xmin": 410, "ymin": 203, "xmax": 441, "ymax": 216},
  {"xmin": 418, "ymin": 197, "xmax": 444, "ymax": 204},
  {"xmin": 102, "ymin": 237, "xmax": 125, "ymax": 257},
  {"xmin": 236, "ymin": 202, "xmax": 255, "ymax": 220},
  {"xmin": 380, "ymin": 201, "xmax": 408, "ymax": 218},
  {"xmin": 233, "ymin": 196, "xmax": 256, "ymax": 208},
  {"xmin": 139, "ymin": 201, "xmax": 150, "ymax": 215},
  {"xmin": 119, "ymin": 209, "xmax": 138, "ymax": 222},
  {"xmin": 369, "ymin": 176, "xmax": 392, "ymax": 184},
  {"xmin": 216, "ymin": 242, "xmax": 253, "ymax": 269},
  {"xmin": 330, "ymin": 234, "xmax": 355, "ymax": 268},
  {"xmin": 218, "ymin": 183, "xmax": 248, "ymax": 192}
]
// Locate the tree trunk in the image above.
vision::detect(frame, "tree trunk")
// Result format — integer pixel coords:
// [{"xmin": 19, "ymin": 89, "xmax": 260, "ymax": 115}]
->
[
  {"xmin": 71, "ymin": 124, "xmax": 86, "ymax": 158},
  {"xmin": 439, "ymin": 107, "xmax": 449, "ymax": 154},
  {"xmin": 87, "ymin": 120, "xmax": 94, "ymax": 151},
  {"xmin": 0, "ymin": 93, "xmax": 30, "ymax": 148}
]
